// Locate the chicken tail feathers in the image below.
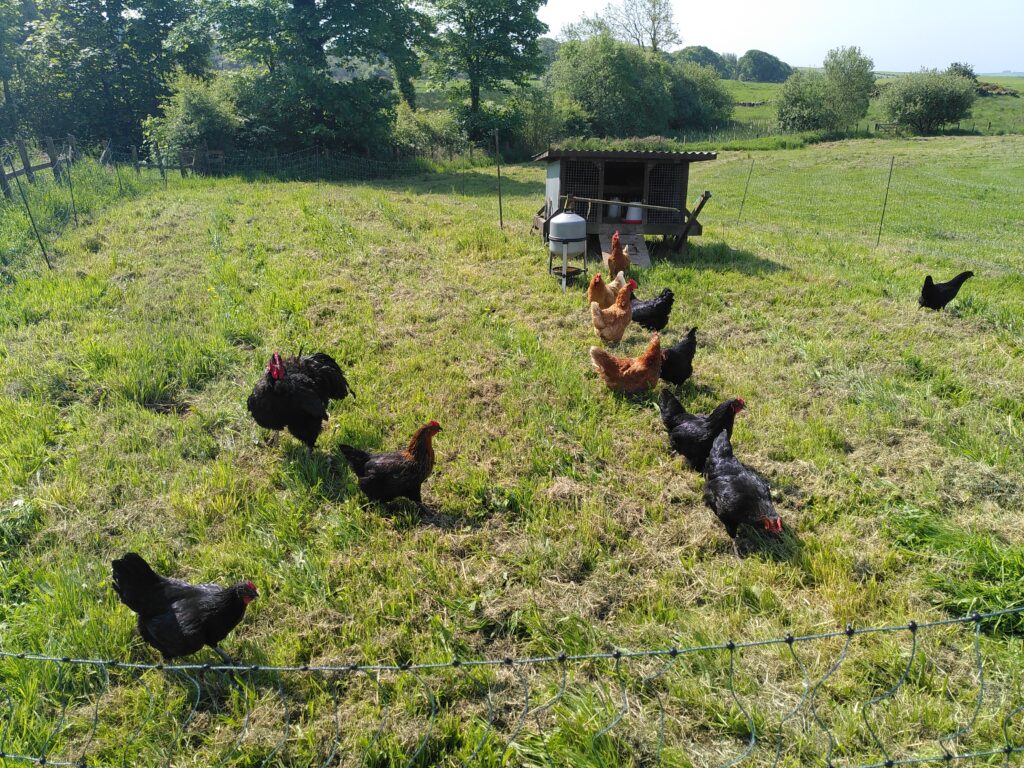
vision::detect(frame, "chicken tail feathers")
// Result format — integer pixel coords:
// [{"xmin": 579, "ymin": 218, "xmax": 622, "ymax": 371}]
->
[
  {"xmin": 112, "ymin": 553, "xmax": 163, "ymax": 613},
  {"xmin": 589, "ymin": 347, "xmax": 622, "ymax": 384},
  {"xmin": 303, "ymin": 353, "xmax": 351, "ymax": 401},
  {"xmin": 338, "ymin": 444, "xmax": 371, "ymax": 476},
  {"xmin": 658, "ymin": 388, "xmax": 688, "ymax": 430},
  {"xmin": 590, "ymin": 302, "xmax": 605, "ymax": 330}
]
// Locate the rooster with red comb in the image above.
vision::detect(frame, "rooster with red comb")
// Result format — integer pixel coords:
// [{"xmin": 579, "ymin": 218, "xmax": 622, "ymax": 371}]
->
[{"xmin": 247, "ymin": 351, "xmax": 352, "ymax": 450}]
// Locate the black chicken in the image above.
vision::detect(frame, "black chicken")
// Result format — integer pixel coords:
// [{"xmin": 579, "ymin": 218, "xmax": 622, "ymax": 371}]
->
[
  {"xmin": 630, "ymin": 288, "xmax": 674, "ymax": 332},
  {"xmin": 919, "ymin": 271, "xmax": 974, "ymax": 310},
  {"xmin": 658, "ymin": 389, "xmax": 745, "ymax": 471},
  {"xmin": 660, "ymin": 327, "xmax": 697, "ymax": 386},
  {"xmin": 247, "ymin": 351, "xmax": 353, "ymax": 449},
  {"xmin": 703, "ymin": 430, "xmax": 782, "ymax": 555},
  {"xmin": 338, "ymin": 421, "xmax": 441, "ymax": 507},
  {"xmin": 112, "ymin": 553, "xmax": 257, "ymax": 663}
]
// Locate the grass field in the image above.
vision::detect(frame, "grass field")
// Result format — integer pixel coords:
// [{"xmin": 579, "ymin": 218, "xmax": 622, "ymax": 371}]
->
[{"xmin": 1, "ymin": 135, "xmax": 1023, "ymax": 765}]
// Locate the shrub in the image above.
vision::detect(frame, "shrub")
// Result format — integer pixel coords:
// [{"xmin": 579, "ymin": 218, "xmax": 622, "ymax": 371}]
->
[
  {"xmin": 880, "ymin": 71, "xmax": 976, "ymax": 133},
  {"xmin": 669, "ymin": 62, "xmax": 734, "ymax": 130},
  {"xmin": 143, "ymin": 72, "xmax": 239, "ymax": 156},
  {"xmin": 394, "ymin": 103, "xmax": 468, "ymax": 157},
  {"xmin": 777, "ymin": 70, "xmax": 838, "ymax": 131}
]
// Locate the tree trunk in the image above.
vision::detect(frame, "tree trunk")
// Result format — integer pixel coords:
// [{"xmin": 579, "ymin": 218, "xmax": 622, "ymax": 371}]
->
[{"xmin": 470, "ymin": 81, "xmax": 480, "ymax": 115}]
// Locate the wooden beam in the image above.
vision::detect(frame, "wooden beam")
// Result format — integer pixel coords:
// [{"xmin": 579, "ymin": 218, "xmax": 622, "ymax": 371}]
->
[
  {"xmin": 15, "ymin": 140, "xmax": 34, "ymax": 182},
  {"xmin": 44, "ymin": 137, "xmax": 63, "ymax": 182}
]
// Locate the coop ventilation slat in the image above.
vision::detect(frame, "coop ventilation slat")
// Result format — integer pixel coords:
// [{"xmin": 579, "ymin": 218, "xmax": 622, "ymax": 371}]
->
[
  {"xmin": 563, "ymin": 160, "xmax": 601, "ymax": 223},
  {"xmin": 647, "ymin": 163, "xmax": 684, "ymax": 225}
]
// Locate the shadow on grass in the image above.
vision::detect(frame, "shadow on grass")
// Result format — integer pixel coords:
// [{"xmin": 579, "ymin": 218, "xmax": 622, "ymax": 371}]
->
[
  {"xmin": 736, "ymin": 519, "xmax": 803, "ymax": 562},
  {"xmin": 661, "ymin": 241, "xmax": 788, "ymax": 275},
  {"xmin": 283, "ymin": 443, "xmax": 352, "ymax": 503}
]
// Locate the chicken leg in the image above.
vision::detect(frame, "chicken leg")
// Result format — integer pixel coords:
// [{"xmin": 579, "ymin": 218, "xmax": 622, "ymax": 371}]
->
[{"xmin": 213, "ymin": 646, "xmax": 238, "ymax": 666}]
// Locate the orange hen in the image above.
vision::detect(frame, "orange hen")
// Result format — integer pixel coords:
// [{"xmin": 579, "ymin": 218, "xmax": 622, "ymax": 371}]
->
[
  {"xmin": 590, "ymin": 333, "xmax": 663, "ymax": 394},
  {"xmin": 587, "ymin": 271, "xmax": 627, "ymax": 309},
  {"xmin": 590, "ymin": 278, "xmax": 636, "ymax": 343},
  {"xmin": 607, "ymin": 230, "xmax": 630, "ymax": 277}
]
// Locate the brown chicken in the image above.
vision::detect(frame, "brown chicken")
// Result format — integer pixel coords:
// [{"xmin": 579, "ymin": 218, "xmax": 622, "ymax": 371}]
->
[
  {"xmin": 591, "ymin": 278, "xmax": 637, "ymax": 343},
  {"xmin": 587, "ymin": 271, "xmax": 627, "ymax": 309},
  {"xmin": 338, "ymin": 421, "xmax": 441, "ymax": 507},
  {"xmin": 590, "ymin": 333, "xmax": 663, "ymax": 394},
  {"xmin": 607, "ymin": 230, "xmax": 630, "ymax": 277}
]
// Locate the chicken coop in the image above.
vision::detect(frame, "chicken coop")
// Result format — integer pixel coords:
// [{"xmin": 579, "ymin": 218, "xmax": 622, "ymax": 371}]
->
[{"xmin": 533, "ymin": 148, "xmax": 717, "ymax": 267}]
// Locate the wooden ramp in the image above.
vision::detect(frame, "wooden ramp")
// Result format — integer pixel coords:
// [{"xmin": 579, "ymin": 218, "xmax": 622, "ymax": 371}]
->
[{"xmin": 599, "ymin": 233, "xmax": 651, "ymax": 269}]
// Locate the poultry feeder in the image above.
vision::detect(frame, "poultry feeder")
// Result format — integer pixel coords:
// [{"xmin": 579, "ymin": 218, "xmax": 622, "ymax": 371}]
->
[
  {"xmin": 623, "ymin": 203, "xmax": 643, "ymax": 224},
  {"xmin": 548, "ymin": 210, "xmax": 588, "ymax": 291}
]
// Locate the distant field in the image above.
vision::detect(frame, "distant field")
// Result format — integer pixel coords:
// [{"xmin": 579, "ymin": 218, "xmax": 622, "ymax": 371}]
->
[{"xmin": 1, "ymin": 135, "xmax": 1023, "ymax": 765}]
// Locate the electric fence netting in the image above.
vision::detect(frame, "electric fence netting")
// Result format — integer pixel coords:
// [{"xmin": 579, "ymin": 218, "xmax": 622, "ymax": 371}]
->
[{"xmin": 0, "ymin": 607, "xmax": 1022, "ymax": 767}]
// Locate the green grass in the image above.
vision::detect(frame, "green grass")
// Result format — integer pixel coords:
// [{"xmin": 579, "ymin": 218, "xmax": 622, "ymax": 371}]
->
[{"xmin": 1, "ymin": 136, "xmax": 1023, "ymax": 765}]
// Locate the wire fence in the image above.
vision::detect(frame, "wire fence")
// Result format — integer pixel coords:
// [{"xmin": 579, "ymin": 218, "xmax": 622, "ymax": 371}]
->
[
  {"xmin": 1, "ymin": 606, "xmax": 1022, "ymax": 766},
  {"xmin": 0, "ymin": 137, "xmax": 457, "ymax": 275}
]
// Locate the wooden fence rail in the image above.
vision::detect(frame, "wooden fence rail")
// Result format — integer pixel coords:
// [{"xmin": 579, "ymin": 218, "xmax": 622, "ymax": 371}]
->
[
  {"xmin": 0, "ymin": 135, "xmax": 77, "ymax": 199},
  {"xmin": 2, "ymin": 135, "xmax": 195, "ymax": 200}
]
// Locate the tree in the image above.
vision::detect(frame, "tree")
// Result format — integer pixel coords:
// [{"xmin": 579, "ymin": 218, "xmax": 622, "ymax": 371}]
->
[
  {"xmin": 946, "ymin": 62, "xmax": 977, "ymax": 82},
  {"xmin": 15, "ymin": 0, "xmax": 210, "ymax": 142},
  {"xmin": 431, "ymin": 0, "xmax": 547, "ymax": 126},
  {"xmin": 823, "ymin": 46, "xmax": 874, "ymax": 127},
  {"xmin": 737, "ymin": 49, "xmax": 792, "ymax": 83},
  {"xmin": 880, "ymin": 70, "xmax": 976, "ymax": 133},
  {"xmin": 776, "ymin": 70, "xmax": 837, "ymax": 131},
  {"xmin": 549, "ymin": 33, "xmax": 673, "ymax": 137},
  {"xmin": 0, "ymin": 0, "xmax": 24, "ymax": 134},
  {"xmin": 720, "ymin": 52, "xmax": 739, "ymax": 79},
  {"xmin": 538, "ymin": 36, "xmax": 561, "ymax": 66},
  {"xmin": 677, "ymin": 46, "xmax": 730, "ymax": 78},
  {"xmin": 603, "ymin": 0, "xmax": 681, "ymax": 52},
  {"xmin": 560, "ymin": 14, "xmax": 611, "ymax": 42}
]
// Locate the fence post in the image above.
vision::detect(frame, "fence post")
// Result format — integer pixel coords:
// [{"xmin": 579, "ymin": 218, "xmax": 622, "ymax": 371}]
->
[
  {"xmin": 131, "ymin": 146, "xmax": 140, "ymax": 175},
  {"xmin": 0, "ymin": 165, "xmax": 11, "ymax": 199},
  {"xmin": 153, "ymin": 144, "xmax": 167, "ymax": 189},
  {"xmin": 876, "ymin": 155, "xmax": 896, "ymax": 247},
  {"xmin": 4, "ymin": 154, "xmax": 52, "ymax": 269},
  {"xmin": 99, "ymin": 139, "xmax": 111, "ymax": 165},
  {"xmin": 494, "ymin": 129, "xmax": 503, "ymax": 230},
  {"xmin": 44, "ymin": 136, "xmax": 63, "ymax": 182},
  {"xmin": 178, "ymin": 151, "xmax": 187, "ymax": 178},
  {"xmin": 736, "ymin": 158, "xmax": 755, "ymax": 224},
  {"xmin": 67, "ymin": 134, "xmax": 78, "ymax": 161},
  {"xmin": 16, "ymin": 140, "xmax": 34, "ymax": 183}
]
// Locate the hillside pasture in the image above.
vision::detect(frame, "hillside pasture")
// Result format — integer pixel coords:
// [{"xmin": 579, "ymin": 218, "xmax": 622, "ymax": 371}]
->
[{"xmin": 0, "ymin": 136, "xmax": 1023, "ymax": 765}]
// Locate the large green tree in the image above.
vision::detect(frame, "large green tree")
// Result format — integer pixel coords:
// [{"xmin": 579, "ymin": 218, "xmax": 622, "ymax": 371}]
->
[
  {"xmin": 823, "ymin": 46, "xmax": 874, "ymax": 127},
  {"xmin": 431, "ymin": 0, "xmax": 547, "ymax": 126},
  {"xmin": 205, "ymin": 0, "xmax": 430, "ymax": 150},
  {"xmin": 14, "ymin": 0, "xmax": 209, "ymax": 142}
]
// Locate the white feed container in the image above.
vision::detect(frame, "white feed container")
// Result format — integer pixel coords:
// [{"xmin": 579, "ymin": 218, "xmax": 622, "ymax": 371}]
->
[
  {"xmin": 623, "ymin": 203, "xmax": 643, "ymax": 224},
  {"xmin": 549, "ymin": 211, "xmax": 587, "ymax": 255}
]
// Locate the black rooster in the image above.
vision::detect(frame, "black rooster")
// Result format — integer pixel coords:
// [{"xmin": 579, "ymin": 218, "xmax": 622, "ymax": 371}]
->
[
  {"xmin": 660, "ymin": 327, "xmax": 697, "ymax": 386},
  {"xmin": 339, "ymin": 421, "xmax": 441, "ymax": 507},
  {"xmin": 630, "ymin": 288, "xmax": 674, "ymax": 332},
  {"xmin": 247, "ymin": 351, "xmax": 353, "ymax": 449},
  {"xmin": 112, "ymin": 553, "xmax": 257, "ymax": 663},
  {"xmin": 703, "ymin": 430, "xmax": 782, "ymax": 555},
  {"xmin": 919, "ymin": 271, "xmax": 974, "ymax": 310},
  {"xmin": 658, "ymin": 389, "xmax": 745, "ymax": 471}
]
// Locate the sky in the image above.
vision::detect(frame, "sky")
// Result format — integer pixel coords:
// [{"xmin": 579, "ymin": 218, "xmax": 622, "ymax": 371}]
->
[{"xmin": 537, "ymin": 0, "xmax": 1023, "ymax": 73}]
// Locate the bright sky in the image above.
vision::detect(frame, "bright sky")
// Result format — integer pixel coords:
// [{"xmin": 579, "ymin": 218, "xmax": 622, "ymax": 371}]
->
[{"xmin": 538, "ymin": 0, "xmax": 1023, "ymax": 73}]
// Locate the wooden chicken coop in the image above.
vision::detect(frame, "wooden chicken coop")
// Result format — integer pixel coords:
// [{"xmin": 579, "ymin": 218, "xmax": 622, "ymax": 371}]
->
[{"xmin": 533, "ymin": 148, "xmax": 716, "ymax": 266}]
